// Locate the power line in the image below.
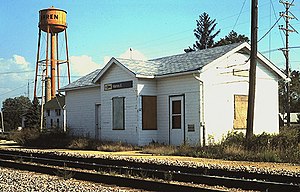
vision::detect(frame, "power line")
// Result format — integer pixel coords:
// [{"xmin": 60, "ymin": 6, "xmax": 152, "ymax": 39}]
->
[
  {"xmin": 258, "ymin": 16, "xmax": 283, "ymax": 42},
  {"xmin": 0, "ymin": 70, "xmax": 35, "ymax": 75},
  {"xmin": 233, "ymin": 0, "xmax": 247, "ymax": 30},
  {"xmin": 0, "ymin": 84, "xmax": 28, "ymax": 97}
]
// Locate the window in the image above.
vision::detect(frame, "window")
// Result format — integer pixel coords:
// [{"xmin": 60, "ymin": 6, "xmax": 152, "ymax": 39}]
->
[
  {"xmin": 112, "ymin": 97, "xmax": 125, "ymax": 130},
  {"xmin": 46, "ymin": 110, "xmax": 50, "ymax": 116},
  {"xmin": 50, "ymin": 119, "xmax": 53, "ymax": 127},
  {"xmin": 142, "ymin": 96, "xmax": 157, "ymax": 130},
  {"xmin": 57, "ymin": 119, "xmax": 60, "ymax": 127},
  {"xmin": 172, "ymin": 100, "xmax": 182, "ymax": 129},
  {"xmin": 55, "ymin": 109, "xmax": 61, "ymax": 116},
  {"xmin": 233, "ymin": 95, "xmax": 248, "ymax": 129}
]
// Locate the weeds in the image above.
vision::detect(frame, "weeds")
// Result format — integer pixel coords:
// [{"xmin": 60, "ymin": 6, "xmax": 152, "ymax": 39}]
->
[
  {"xmin": 55, "ymin": 163, "xmax": 75, "ymax": 180},
  {"xmin": 8, "ymin": 125, "xmax": 300, "ymax": 164}
]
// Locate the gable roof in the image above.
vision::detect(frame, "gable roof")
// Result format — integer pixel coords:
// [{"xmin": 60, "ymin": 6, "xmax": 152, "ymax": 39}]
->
[
  {"xmin": 44, "ymin": 95, "xmax": 65, "ymax": 110},
  {"xmin": 60, "ymin": 69, "xmax": 101, "ymax": 91},
  {"xmin": 61, "ymin": 42, "xmax": 286, "ymax": 91},
  {"xmin": 93, "ymin": 42, "xmax": 251, "ymax": 82}
]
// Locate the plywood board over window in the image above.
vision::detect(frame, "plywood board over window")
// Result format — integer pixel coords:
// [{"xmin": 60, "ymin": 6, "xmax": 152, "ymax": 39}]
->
[
  {"xmin": 234, "ymin": 95, "xmax": 248, "ymax": 129},
  {"xmin": 112, "ymin": 97, "xmax": 125, "ymax": 130},
  {"xmin": 142, "ymin": 96, "xmax": 157, "ymax": 130}
]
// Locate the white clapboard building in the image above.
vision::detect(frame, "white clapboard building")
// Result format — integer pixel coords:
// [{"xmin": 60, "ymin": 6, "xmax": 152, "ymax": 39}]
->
[{"xmin": 60, "ymin": 42, "xmax": 285, "ymax": 146}]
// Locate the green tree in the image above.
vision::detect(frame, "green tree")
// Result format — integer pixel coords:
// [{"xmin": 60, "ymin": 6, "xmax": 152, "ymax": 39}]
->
[
  {"xmin": 24, "ymin": 97, "xmax": 41, "ymax": 129},
  {"xmin": 214, "ymin": 30, "xmax": 249, "ymax": 47},
  {"xmin": 184, "ymin": 12, "xmax": 220, "ymax": 53},
  {"xmin": 1, "ymin": 96, "xmax": 31, "ymax": 131},
  {"xmin": 279, "ymin": 70, "xmax": 300, "ymax": 113}
]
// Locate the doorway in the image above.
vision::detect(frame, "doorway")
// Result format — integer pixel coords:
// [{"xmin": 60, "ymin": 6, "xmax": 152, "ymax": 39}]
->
[{"xmin": 169, "ymin": 96, "xmax": 185, "ymax": 145}]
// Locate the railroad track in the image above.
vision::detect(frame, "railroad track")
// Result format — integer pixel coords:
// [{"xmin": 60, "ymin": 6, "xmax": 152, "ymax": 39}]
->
[{"xmin": 0, "ymin": 150, "xmax": 299, "ymax": 192}]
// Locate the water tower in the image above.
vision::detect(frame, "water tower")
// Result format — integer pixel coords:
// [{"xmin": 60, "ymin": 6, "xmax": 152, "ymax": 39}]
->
[{"xmin": 34, "ymin": 6, "xmax": 71, "ymax": 101}]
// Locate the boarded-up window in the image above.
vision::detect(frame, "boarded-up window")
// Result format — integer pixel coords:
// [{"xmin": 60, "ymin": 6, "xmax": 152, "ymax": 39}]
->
[
  {"xmin": 112, "ymin": 97, "xmax": 125, "ymax": 130},
  {"xmin": 142, "ymin": 96, "xmax": 157, "ymax": 130},
  {"xmin": 172, "ymin": 100, "xmax": 182, "ymax": 129},
  {"xmin": 234, "ymin": 95, "xmax": 248, "ymax": 129}
]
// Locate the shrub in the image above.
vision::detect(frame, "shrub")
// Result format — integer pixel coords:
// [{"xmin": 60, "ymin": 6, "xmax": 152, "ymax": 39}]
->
[
  {"xmin": 96, "ymin": 141, "xmax": 135, "ymax": 152},
  {"xmin": 143, "ymin": 142, "xmax": 176, "ymax": 155},
  {"xmin": 68, "ymin": 137, "xmax": 90, "ymax": 149},
  {"xmin": 9, "ymin": 128, "xmax": 41, "ymax": 145}
]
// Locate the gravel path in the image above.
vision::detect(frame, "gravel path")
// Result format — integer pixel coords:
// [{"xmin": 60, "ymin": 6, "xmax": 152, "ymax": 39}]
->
[{"xmin": 0, "ymin": 167, "xmax": 143, "ymax": 192}]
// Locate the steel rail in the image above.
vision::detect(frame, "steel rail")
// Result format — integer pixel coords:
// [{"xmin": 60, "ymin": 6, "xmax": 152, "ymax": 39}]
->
[
  {"xmin": 0, "ymin": 151, "xmax": 299, "ymax": 191},
  {"xmin": 0, "ymin": 149, "xmax": 299, "ymax": 184},
  {"xmin": 0, "ymin": 159, "xmax": 224, "ymax": 192}
]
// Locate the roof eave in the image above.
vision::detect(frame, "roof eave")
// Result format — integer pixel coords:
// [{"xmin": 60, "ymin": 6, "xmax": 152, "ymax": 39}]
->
[
  {"xmin": 154, "ymin": 70, "xmax": 200, "ymax": 78},
  {"xmin": 93, "ymin": 57, "xmax": 136, "ymax": 83},
  {"xmin": 59, "ymin": 84, "xmax": 100, "ymax": 92}
]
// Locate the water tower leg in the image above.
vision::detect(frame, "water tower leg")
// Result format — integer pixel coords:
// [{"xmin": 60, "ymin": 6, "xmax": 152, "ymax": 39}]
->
[
  {"xmin": 56, "ymin": 34, "xmax": 60, "ymax": 90},
  {"xmin": 34, "ymin": 29, "xmax": 42, "ymax": 99},
  {"xmin": 51, "ymin": 33, "xmax": 57, "ymax": 98},
  {"xmin": 45, "ymin": 26, "xmax": 50, "ymax": 77},
  {"xmin": 65, "ymin": 29, "xmax": 71, "ymax": 84}
]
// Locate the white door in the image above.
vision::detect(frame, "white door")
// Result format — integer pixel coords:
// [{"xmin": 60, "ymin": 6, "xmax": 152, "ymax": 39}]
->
[
  {"xmin": 169, "ymin": 96, "xmax": 184, "ymax": 145},
  {"xmin": 95, "ymin": 104, "xmax": 101, "ymax": 140}
]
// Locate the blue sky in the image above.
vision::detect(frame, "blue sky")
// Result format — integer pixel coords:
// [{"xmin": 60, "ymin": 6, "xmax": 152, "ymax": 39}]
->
[{"xmin": 1, "ymin": 0, "xmax": 300, "ymax": 106}]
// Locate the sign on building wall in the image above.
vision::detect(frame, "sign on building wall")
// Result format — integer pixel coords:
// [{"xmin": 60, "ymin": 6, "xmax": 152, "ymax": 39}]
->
[{"xmin": 104, "ymin": 81, "xmax": 133, "ymax": 91}]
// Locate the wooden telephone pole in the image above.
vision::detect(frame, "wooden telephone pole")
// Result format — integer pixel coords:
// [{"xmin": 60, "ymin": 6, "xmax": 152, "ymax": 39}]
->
[
  {"xmin": 246, "ymin": 0, "xmax": 258, "ymax": 140},
  {"xmin": 279, "ymin": 0, "xmax": 297, "ymax": 127}
]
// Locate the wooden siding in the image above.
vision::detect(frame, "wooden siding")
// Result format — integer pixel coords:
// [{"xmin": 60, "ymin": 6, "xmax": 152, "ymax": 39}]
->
[
  {"xmin": 45, "ymin": 109, "xmax": 65, "ymax": 129},
  {"xmin": 65, "ymin": 87, "xmax": 101, "ymax": 138},
  {"xmin": 201, "ymin": 52, "xmax": 280, "ymax": 142},
  {"xmin": 100, "ymin": 63, "xmax": 139, "ymax": 144},
  {"xmin": 156, "ymin": 74, "xmax": 201, "ymax": 145},
  {"xmin": 137, "ymin": 79, "xmax": 158, "ymax": 145}
]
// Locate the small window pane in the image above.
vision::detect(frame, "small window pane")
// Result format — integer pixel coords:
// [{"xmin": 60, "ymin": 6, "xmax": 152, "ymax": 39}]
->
[
  {"xmin": 172, "ymin": 116, "xmax": 181, "ymax": 129},
  {"xmin": 172, "ymin": 100, "xmax": 181, "ymax": 114}
]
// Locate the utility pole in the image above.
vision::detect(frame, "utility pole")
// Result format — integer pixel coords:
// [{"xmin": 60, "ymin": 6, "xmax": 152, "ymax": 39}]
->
[
  {"xmin": 27, "ymin": 79, "xmax": 30, "ymax": 98},
  {"xmin": 0, "ymin": 111, "xmax": 4, "ymax": 133},
  {"xmin": 40, "ymin": 70, "xmax": 46, "ymax": 131},
  {"xmin": 279, "ymin": 0, "xmax": 297, "ymax": 127},
  {"xmin": 246, "ymin": 0, "xmax": 258, "ymax": 140}
]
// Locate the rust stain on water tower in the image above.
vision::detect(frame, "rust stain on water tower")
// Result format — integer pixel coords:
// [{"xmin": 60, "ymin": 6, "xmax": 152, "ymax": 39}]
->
[
  {"xmin": 34, "ymin": 6, "xmax": 71, "ymax": 101},
  {"xmin": 39, "ymin": 7, "xmax": 67, "ymax": 33}
]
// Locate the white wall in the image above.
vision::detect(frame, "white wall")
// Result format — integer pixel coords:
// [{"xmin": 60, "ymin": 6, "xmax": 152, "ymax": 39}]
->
[
  {"xmin": 100, "ymin": 64, "xmax": 139, "ymax": 144},
  {"xmin": 45, "ymin": 109, "xmax": 65, "ymax": 129},
  {"xmin": 137, "ymin": 79, "xmax": 158, "ymax": 145},
  {"xmin": 65, "ymin": 86, "xmax": 101, "ymax": 138},
  {"xmin": 156, "ymin": 74, "xmax": 201, "ymax": 145},
  {"xmin": 201, "ymin": 52, "xmax": 280, "ymax": 142}
]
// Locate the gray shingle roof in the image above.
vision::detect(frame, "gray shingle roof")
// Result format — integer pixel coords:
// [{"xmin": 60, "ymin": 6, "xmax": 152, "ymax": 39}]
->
[
  {"xmin": 61, "ymin": 69, "xmax": 101, "ymax": 90},
  {"xmin": 44, "ymin": 95, "xmax": 65, "ymax": 109},
  {"xmin": 61, "ymin": 43, "xmax": 244, "ymax": 90},
  {"xmin": 151, "ymin": 42, "xmax": 244, "ymax": 76},
  {"xmin": 115, "ymin": 42, "xmax": 243, "ymax": 76}
]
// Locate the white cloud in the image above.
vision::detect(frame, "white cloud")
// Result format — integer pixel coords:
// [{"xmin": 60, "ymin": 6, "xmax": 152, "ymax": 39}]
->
[
  {"xmin": 102, "ymin": 48, "xmax": 147, "ymax": 66},
  {"xmin": 0, "ymin": 55, "xmax": 33, "ymax": 107},
  {"xmin": 70, "ymin": 55, "xmax": 103, "ymax": 76},
  {"xmin": 119, "ymin": 48, "xmax": 147, "ymax": 60},
  {"xmin": 13, "ymin": 55, "xmax": 29, "ymax": 68},
  {"xmin": 103, "ymin": 56, "xmax": 111, "ymax": 64}
]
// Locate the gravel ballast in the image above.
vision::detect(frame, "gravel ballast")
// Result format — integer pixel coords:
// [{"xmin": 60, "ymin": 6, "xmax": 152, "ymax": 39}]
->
[{"xmin": 0, "ymin": 167, "xmax": 143, "ymax": 192}]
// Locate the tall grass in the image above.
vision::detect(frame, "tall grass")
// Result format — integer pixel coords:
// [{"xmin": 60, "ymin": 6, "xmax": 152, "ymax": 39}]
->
[
  {"xmin": 142, "ymin": 126, "xmax": 300, "ymax": 163},
  {"xmin": 8, "ymin": 126, "xmax": 300, "ymax": 163}
]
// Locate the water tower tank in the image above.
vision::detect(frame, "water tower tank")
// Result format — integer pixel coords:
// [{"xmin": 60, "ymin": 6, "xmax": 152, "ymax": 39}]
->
[{"xmin": 39, "ymin": 6, "xmax": 67, "ymax": 33}]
